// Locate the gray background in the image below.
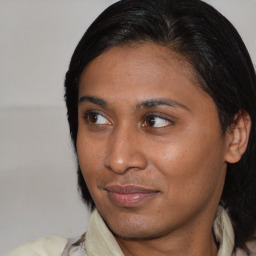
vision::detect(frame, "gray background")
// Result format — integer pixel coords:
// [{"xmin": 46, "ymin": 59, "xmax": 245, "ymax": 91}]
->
[{"xmin": 0, "ymin": 0, "xmax": 255, "ymax": 254}]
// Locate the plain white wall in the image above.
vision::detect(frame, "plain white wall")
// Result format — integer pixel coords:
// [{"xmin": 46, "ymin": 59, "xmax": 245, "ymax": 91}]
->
[{"xmin": 0, "ymin": 0, "xmax": 255, "ymax": 254}]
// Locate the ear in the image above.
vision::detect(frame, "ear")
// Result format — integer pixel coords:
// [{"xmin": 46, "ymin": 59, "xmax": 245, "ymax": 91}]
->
[{"xmin": 224, "ymin": 110, "xmax": 251, "ymax": 164}]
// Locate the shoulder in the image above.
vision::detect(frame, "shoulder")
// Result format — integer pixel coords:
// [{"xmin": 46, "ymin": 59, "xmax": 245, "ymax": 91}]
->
[{"xmin": 6, "ymin": 236, "xmax": 68, "ymax": 256}]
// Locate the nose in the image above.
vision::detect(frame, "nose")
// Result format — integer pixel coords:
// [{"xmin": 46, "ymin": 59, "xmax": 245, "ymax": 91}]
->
[{"xmin": 104, "ymin": 126, "xmax": 148, "ymax": 174}]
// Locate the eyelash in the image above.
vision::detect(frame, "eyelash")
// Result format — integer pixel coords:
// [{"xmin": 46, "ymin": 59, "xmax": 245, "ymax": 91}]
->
[
  {"xmin": 83, "ymin": 110, "xmax": 174, "ymax": 128},
  {"xmin": 142, "ymin": 113, "xmax": 174, "ymax": 128},
  {"xmin": 83, "ymin": 111, "xmax": 111, "ymax": 125}
]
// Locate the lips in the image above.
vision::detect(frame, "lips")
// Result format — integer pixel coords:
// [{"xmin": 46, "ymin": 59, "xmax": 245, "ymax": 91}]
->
[{"xmin": 105, "ymin": 185, "xmax": 159, "ymax": 207}]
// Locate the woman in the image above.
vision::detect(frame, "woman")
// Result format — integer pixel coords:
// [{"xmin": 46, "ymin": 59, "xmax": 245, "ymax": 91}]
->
[{"xmin": 8, "ymin": 0, "xmax": 256, "ymax": 255}]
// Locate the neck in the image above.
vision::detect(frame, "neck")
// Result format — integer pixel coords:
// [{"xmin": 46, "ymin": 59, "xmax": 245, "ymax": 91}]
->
[
  {"xmin": 116, "ymin": 230, "xmax": 218, "ymax": 256},
  {"xmin": 115, "ymin": 215, "xmax": 219, "ymax": 256}
]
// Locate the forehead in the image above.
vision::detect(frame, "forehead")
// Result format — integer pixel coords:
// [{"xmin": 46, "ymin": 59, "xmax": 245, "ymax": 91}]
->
[
  {"xmin": 78, "ymin": 43, "xmax": 211, "ymax": 111},
  {"xmin": 80, "ymin": 43, "xmax": 199, "ymax": 91}
]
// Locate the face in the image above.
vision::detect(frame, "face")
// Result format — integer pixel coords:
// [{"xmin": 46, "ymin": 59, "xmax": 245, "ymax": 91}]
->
[{"xmin": 77, "ymin": 43, "xmax": 229, "ymax": 240}]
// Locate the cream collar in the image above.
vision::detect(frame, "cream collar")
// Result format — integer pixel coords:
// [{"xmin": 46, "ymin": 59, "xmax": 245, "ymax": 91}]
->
[{"xmin": 85, "ymin": 206, "xmax": 234, "ymax": 256}]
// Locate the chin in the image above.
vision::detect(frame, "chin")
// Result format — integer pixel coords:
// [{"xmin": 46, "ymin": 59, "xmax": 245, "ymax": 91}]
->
[
  {"xmin": 111, "ymin": 226, "xmax": 159, "ymax": 240},
  {"xmin": 110, "ymin": 223, "xmax": 173, "ymax": 241},
  {"xmin": 103, "ymin": 210, "xmax": 168, "ymax": 240}
]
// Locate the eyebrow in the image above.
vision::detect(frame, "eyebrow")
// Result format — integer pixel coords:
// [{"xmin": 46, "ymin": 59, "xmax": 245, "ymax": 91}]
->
[
  {"xmin": 78, "ymin": 96, "xmax": 189, "ymax": 111},
  {"xmin": 136, "ymin": 98, "xmax": 189, "ymax": 111},
  {"xmin": 78, "ymin": 96, "xmax": 107, "ymax": 107}
]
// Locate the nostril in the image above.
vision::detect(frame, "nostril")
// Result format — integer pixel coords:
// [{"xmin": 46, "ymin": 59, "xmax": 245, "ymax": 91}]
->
[
  {"xmin": 104, "ymin": 147, "xmax": 148, "ymax": 174},
  {"xmin": 103, "ymin": 128, "xmax": 148, "ymax": 173}
]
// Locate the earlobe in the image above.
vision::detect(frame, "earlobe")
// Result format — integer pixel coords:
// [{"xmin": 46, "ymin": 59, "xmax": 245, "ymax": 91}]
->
[{"xmin": 224, "ymin": 110, "xmax": 251, "ymax": 164}]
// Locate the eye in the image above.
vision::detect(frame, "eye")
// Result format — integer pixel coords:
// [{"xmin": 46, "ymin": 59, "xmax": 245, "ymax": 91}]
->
[
  {"xmin": 142, "ymin": 115, "xmax": 173, "ymax": 128},
  {"xmin": 84, "ymin": 111, "xmax": 111, "ymax": 125}
]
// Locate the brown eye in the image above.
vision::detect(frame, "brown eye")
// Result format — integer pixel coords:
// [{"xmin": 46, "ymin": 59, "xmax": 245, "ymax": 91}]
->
[
  {"xmin": 88, "ymin": 112, "xmax": 98, "ymax": 123},
  {"xmin": 85, "ymin": 111, "xmax": 111, "ymax": 125},
  {"xmin": 143, "ymin": 115, "xmax": 171, "ymax": 128},
  {"xmin": 145, "ymin": 116, "xmax": 156, "ymax": 127}
]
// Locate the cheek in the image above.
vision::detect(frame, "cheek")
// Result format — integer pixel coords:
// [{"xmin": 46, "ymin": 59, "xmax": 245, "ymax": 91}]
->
[
  {"xmin": 77, "ymin": 132, "xmax": 104, "ymax": 186},
  {"xmin": 149, "ymin": 127, "xmax": 226, "ymax": 206}
]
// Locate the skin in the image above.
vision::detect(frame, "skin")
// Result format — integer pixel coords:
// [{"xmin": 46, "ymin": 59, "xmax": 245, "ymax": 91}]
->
[{"xmin": 77, "ymin": 43, "xmax": 235, "ymax": 256}]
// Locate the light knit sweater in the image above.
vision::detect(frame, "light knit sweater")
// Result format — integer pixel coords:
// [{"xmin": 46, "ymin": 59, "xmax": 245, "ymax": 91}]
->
[{"xmin": 6, "ymin": 206, "xmax": 255, "ymax": 256}]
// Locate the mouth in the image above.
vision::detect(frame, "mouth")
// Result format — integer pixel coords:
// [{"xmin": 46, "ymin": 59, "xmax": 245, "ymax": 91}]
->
[{"xmin": 105, "ymin": 185, "xmax": 159, "ymax": 207}]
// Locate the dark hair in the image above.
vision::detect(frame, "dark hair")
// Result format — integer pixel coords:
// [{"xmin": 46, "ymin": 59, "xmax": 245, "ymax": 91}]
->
[{"xmin": 64, "ymin": 0, "xmax": 256, "ymax": 252}]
